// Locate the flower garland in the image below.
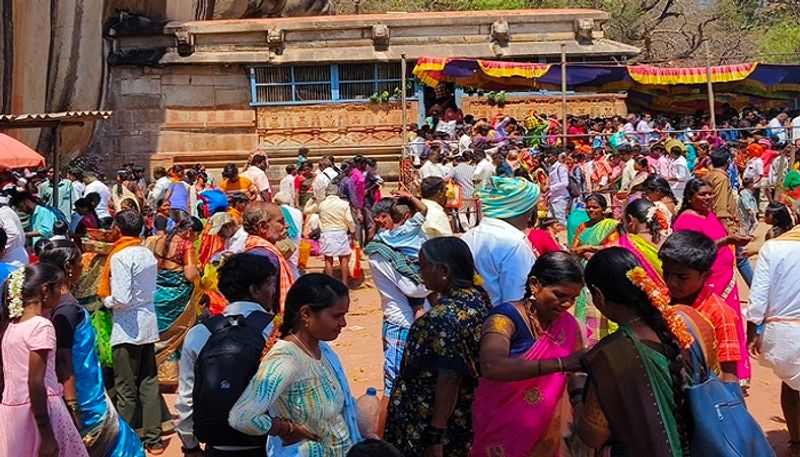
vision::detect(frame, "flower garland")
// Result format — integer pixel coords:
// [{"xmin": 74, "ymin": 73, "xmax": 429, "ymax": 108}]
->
[
  {"xmin": 7, "ymin": 268, "xmax": 25, "ymax": 319},
  {"xmin": 261, "ymin": 313, "xmax": 284, "ymax": 359},
  {"xmin": 645, "ymin": 206, "xmax": 670, "ymax": 231},
  {"xmin": 625, "ymin": 267, "xmax": 694, "ymax": 349}
]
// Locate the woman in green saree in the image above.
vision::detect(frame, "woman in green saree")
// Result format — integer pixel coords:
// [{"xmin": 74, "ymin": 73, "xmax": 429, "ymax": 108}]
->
[
  {"xmin": 144, "ymin": 217, "xmax": 203, "ymax": 388},
  {"xmin": 571, "ymin": 194, "xmax": 621, "ymax": 346},
  {"xmin": 571, "ymin": 247, "xmax": 710, "ymax": 457}
]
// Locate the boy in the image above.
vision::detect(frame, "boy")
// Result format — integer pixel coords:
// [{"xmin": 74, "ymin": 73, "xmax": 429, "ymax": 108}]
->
[{"xmin": 659, "ymin": 230, "xmax": 742, "ymax": 382}]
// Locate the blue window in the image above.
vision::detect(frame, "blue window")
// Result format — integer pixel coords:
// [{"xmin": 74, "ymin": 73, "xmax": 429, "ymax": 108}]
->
[{"xmin": 250, "ymin": 63, "xmax": 416, "ymax": 106}]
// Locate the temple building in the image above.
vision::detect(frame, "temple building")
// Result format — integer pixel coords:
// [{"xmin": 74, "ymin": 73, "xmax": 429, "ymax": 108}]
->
[{"xmin": 4, "ymin": 4, "xmax": 639, "ymax": 180}]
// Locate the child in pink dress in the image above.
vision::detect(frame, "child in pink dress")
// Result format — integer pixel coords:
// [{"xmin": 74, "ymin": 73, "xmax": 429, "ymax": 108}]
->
[{"xmin": 0, "ymin": 263, "xmax": 88, "ymax": 457}]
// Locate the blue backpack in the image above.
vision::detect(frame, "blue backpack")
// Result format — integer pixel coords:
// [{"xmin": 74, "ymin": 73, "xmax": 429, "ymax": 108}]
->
[{"xmin": 683, "ymin": 318, "xmax": 775, "ymax": 457}]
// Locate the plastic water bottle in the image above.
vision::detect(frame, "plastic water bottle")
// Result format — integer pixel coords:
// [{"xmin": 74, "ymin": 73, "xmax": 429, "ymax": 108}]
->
[{"xmin": 356, "ymin": 387, "xmax": 381, "ymax": 438}]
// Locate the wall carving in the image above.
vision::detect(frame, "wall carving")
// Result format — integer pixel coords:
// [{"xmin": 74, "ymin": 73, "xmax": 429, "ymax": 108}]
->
[
  {"xmin": 461, "ymin": 94, "xmax": 628, "ymax": 120},
  {"xmin": 256, "ymin": 102, "xmax": 419, "ymax": 147}
]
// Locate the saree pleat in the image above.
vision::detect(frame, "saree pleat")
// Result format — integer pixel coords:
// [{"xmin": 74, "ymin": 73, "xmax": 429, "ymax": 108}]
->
[
  {"xmin": 73, "ymin": 307, "xmax": 144, "ymax": 457},
  {"xmin": 470, "ymin": 312, "xmax": 580, "ymax": 457}
]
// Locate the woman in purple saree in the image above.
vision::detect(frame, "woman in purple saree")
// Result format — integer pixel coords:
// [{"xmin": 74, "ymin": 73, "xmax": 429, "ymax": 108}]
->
[{"xmin": 470, "ymin": 252, "xmax": 585, "ymax": 457}]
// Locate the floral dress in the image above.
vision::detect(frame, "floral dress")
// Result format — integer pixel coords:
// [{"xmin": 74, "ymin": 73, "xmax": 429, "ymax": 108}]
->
[{"xmin": 384, "ymin": 287, "xmax": 492, "ymax": 457}]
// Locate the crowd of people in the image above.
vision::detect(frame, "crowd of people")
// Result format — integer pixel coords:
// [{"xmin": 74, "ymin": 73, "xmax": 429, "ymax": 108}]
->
[{"xmin": 0, "ymin": 103, "xmax": 798, "ymax": 457}]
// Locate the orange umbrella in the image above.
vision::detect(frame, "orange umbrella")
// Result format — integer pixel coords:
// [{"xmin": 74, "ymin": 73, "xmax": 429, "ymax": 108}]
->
[{"xmin": 0, "ymin": 133, "xmax": 46, "ymax": 169}]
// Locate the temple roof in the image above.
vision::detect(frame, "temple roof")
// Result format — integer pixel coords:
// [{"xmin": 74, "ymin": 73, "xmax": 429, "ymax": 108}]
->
[{"xmin": 110, "ymin": 9, "xmax": 640, "ymax": 66}]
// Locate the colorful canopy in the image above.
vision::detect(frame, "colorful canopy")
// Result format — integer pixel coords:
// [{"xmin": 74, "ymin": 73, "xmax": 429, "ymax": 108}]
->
[
  {"xmin": 413, "ymin": 57, "xmax": 800, "ymax": 94},
  {"xmin": 0, "ymin": 133, "xmax": 46, "ymax": 169}
]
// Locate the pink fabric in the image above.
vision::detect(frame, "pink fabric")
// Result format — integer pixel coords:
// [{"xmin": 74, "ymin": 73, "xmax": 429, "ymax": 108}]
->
[
  {"xmin": 0, "ymin": 317, "xmax": 88, "ymax": 456},
  {"xmin": 470, "ymin": 312, "xmax": 580, "ymax": 457},
  {"xmin": 351, "ymin": 169, "xmax": 366, "ymax": 208},
  {"xmin": 617, "ymin": 234, "xmax": 661, "ymax": 283},
  {"xmin": 527, "ymin": 229, "xmax": 563, "ymax": 255},
  {"xmin": 673, "ymin": 211, "xmax": 750, "ymax": 380}
]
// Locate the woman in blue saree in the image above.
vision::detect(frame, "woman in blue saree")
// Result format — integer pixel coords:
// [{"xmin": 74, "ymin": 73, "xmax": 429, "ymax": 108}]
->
[
  {"xmin": 41, "ymin": 239, "xmax": 145, "ymax": 457},
  {"xmin": 144, "ymin": 217, "xmax": 203, "ymax": 388}
]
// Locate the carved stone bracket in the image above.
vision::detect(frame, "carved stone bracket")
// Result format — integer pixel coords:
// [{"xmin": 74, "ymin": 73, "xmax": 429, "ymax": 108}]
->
[
  {"xmin": 574, "ymin": 18, "xmax": 595, "ymax": 45},
  {"xmin": 175, "ymin": 30, "xmax": 195, "ymax": 57},
  {"xmin": 267, "ymin": 28, "xmax": 285, "ymax": 56},
  {"xmin": 372, "ymin": 24, "xmax": 390, "ymax": 50},
  {"xmin": 491, "ymin": 19, "xmax": 510, "ymax": 46}
]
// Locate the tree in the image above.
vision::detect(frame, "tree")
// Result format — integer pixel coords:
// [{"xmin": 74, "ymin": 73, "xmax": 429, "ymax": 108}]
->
[{"xmin": 337, "ymin": 0, "xmax": 800, "ymax": 64}]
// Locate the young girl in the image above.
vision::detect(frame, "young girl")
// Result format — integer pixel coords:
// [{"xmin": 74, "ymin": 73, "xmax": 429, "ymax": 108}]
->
[
  {"xmin": 0, "ymin": 263, "xmax": 89, "ymax": 457},
  {"xmin": 40, "ymin": 240, "xmax": 144, "ymax": 456}
]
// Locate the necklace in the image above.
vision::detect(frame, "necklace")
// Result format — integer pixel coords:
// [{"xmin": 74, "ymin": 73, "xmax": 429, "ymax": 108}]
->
[
  {"xmin": 289, "ymin": 334, "xmax": 320, "ymax": 360},
  {"xmin": 522, "ymin": 300, "xmax": 544, "ymax": 339}
]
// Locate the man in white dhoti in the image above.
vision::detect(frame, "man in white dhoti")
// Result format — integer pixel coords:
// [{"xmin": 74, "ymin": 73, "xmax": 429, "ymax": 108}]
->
[{"xmin": 747, "ymin": 223, "xmax": 800, "ymax": 449}]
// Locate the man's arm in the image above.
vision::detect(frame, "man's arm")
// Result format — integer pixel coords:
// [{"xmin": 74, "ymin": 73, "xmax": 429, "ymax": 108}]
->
[
  {"xmin": 175, "ymin": 327, "xmax": 205, "ymax": 450},
  {"xmin": 103, "ymin": 255, "xmax": 136, "ymax": 311}
]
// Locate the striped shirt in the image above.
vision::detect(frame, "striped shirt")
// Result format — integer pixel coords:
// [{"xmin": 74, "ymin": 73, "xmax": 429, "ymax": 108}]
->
[{"xmin": 448, "ymin": 163, "xmax": 476, "ymax": 198}]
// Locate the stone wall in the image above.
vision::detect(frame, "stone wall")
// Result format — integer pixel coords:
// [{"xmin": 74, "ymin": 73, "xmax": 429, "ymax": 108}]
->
[
  {"xmin": 89, "ymin": 64, "xmax": 257, "ymax": 179},
  {"xmin": 90, "ymin": 64, "xmax": 417, "ymax": 184}
]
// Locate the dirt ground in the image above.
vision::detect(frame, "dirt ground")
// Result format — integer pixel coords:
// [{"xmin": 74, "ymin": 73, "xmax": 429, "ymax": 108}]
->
[{"xmin": 160, "ymin": 230, "xmax": 796, "ymax": 456}]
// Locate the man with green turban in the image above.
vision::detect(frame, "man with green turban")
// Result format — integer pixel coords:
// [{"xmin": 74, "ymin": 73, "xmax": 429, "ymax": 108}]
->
[{"xmin": 462, "ymin": 176, "xmax": 541, "ymax": 306}]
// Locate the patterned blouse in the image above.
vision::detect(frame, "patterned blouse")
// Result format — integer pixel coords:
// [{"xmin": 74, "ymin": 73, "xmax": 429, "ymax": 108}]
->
[{"xmin": 228, "ymin": 340, "xmax": 352, "ymax": 456}]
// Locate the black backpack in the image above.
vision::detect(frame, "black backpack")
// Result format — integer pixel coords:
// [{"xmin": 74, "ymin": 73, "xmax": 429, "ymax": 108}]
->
[{"xmin": 193, "ymin": 312, "xmax": 274, "ymax": 447}]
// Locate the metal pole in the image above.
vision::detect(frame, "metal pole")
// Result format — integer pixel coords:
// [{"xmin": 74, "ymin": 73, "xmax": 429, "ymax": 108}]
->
[
  {"xmin": 561, "ymin": 44, "xmax": 568, "ymax": 153},
  {"xmin": 705, "ymin": 42, "xmax": 717, "ymax": 131},
  {"xmin": 52, "ymin": 123, "xmax": 61, "ymax": 207},
  {"xmin": 401, "ymin": 54, "xmax": 408, "ymax": 153}
]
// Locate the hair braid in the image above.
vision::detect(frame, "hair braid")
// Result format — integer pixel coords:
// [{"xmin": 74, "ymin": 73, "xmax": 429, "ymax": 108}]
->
[{"xmin": 639, "ymin": 303, "xmax": 692, "ymax": 456}]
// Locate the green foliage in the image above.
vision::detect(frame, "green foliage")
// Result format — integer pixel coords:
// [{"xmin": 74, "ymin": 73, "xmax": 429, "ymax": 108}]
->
[{"xmin": 756, "ymin": 13, "xmax": 800, "ymax": 63}]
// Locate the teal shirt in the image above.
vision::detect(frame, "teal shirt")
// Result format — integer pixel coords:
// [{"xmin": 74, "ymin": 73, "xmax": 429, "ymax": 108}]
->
[
  {"xmin": 31, "ymin": 204, "xmax": 57, "ymax": 245},
  {"xmin": 39, "ymin": 179, "xmax": 74, "ymax": 218}
]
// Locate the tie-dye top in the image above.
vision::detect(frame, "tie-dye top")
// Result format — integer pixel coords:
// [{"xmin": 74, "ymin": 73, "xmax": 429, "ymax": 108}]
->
[{"xmin": 228, "ymin": 339, "xmax": 352, "ymax": 456}]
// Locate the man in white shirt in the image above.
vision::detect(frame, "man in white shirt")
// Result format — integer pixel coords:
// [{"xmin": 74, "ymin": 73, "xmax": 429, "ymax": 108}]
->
[
  {"xmin": 768, "ymin": 112, "xmax": 789, "ymax": 143},
  {"xmin": 636, "ymin": 112, "xmax": 654, "ymax": 145},
  {"xmin": 312, "ymin": 156, "xmax": 339, "ymax": 203},
  {"xmin": 0, "ymin": 199, "xmax": 29, "ymax": 265},
  {"xmin": 175, "ymin": 253, "xmax": 276, "ymax": 457},
  {"xmin": 667, "ymin": 146, "xmax": 690, "ymax": 201},
  {"xmin": 447, "ymin": 152, "xmax": 477, "ymax": 231},
  {"xmin": 545, "ymin": 152, "xmax": 571, "ymax": 225},
  {"xmin": 472, "ymin": 150, "xmax": 496, "ymax": 192},
  {"xmin": 419, "ymin": 177, "xmax": 453, "ymax": 238},
  {"xmin": 791, "ymin": 112, "xmax": 800, "ymax": 142},
  {"xmin": 419, "ymin": 149, "xmax": 446, "ymax": 179},
  {"xmin": 82, "ymin": 171, "xmax": 113, "ymax": 227},
  {"xmin": 148, "ymin": 166, "xmax": 172, "ymax": 209},
  {"xmin": 463, "ymin": 176, "xmax": 540, "ymax": 306},
  {"xmin": 277, "ymin": 165, "xmax": 296, "ymax": 206},
  {"xmin": 622, "ymin": 113, "xmax": 637, "ymax": 139},
  {"xmin": 619, "ymin": 146, "xmax": 638, "ymax": 190},
  {"xmin": 747, "ymin": 224, "xmax": 800, "ymax": 445},
  {"xmin": 240, "ymin": 154, "xmax": 271, "ymax": 201},
  {"xmin": 102, "ymin": 210, "xmax": 163, "ymax": 452}
]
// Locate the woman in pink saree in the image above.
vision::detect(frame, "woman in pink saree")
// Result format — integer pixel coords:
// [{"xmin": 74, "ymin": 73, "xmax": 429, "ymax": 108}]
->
[
  {"xmin": 673, "ymin": 178, "xmax": 754, "ymax": 382},
  {"xmin": 470, "ymin": 252, "xmax": 585, "ymax": 457}
]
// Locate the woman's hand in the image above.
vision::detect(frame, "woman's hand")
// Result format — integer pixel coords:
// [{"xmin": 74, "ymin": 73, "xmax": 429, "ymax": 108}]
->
[
  {"xmin": 726, "ymin": 234, "xmax": 754, "ymax": 247},
  {"xmin": 281, "ymin": 423, "xmax": 320, "ymax": 446},
  {"xmin": 562, "ymin": 350, "xmax": 588, "ymax": 372},
  {"xmin": 424, "ymin": 444, "xmax": 444, "ymax": 457},
  {"xmin": 573, "ymin": 245, "xmax": 597, "ymax": 257},
  {"xmin": 38, "ymin": 429, "xmax": 59, "ymax": 457}
]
